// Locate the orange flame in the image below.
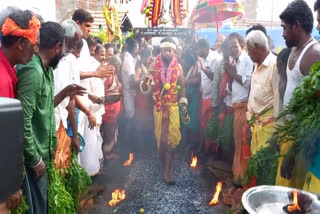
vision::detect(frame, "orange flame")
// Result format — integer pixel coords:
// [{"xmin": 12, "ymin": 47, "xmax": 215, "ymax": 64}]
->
[
  {"xmin": 209, "ymin": 181, "xmax": 222, "ymax": 206},
  {"xmin": 108, "ymin": 189, "xmax": 126, "ymax": 207},
  {"xmin": 124, "ymin": 153, "xmax": 134, "ymax": 166},
  {"xmin": 287, "ymin": 190, "xmax": 302, "ymax": 212},
  {"xmin": 190, "ymin": 156, "xmax": 198, "ymax": 168}
]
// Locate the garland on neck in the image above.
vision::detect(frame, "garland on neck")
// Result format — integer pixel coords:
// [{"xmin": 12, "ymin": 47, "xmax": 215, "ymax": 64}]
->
[{"xmin": 153, "ymin": 54, "xmax": 179, "ymax": 111}]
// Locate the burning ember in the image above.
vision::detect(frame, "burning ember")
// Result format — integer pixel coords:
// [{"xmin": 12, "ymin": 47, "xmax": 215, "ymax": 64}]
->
[
  {"xmin": 124, "ymin": 153, "xmax": 134, "ymax": 166},
  {"xmin": 209, "ymin": 181, "xmax": 222, "ymax": 206},
  {"xmin": 286, "ymin": 190, "xmax": 302, "ymax": 213},
  {"xmin": 190, "ymin": 156, "xmax": 198, "ymax": 168},
  {"xmin": 283, "ymin": 190, "xmax": 313, "ymax": 214},
  {"xmin": 108, "ymin": 189, "xmax": 126, "ymax": 207}
]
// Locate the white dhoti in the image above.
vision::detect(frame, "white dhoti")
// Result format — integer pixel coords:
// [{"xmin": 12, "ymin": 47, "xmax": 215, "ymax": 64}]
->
[
  {"xmin": 77, "ymin": 56, "xmax": 105, "ymax": 176},
  {"xmin": 78, "ymin": 111, "xmax": 101, "ymax": 176}
]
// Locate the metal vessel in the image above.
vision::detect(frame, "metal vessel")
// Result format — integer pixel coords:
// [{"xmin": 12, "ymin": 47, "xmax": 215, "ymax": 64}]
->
[{"xmin": 242, "ymin": 185, "xmax": 320, "ymax": 214}]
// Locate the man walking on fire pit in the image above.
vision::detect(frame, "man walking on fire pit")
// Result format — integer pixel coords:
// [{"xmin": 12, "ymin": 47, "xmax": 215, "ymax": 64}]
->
[{"xmin": 140, "ymin": 38, "xmax": 189, "ymax": 185}]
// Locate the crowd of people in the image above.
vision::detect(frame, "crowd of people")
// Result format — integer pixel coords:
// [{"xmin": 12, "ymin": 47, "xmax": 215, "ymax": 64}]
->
[{"xmin": 1, "ymin": 0, "xmax": 320, "ymax": 213}]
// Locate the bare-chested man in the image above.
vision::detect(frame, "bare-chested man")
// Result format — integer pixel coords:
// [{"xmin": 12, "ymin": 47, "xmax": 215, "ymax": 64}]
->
[
  {"xmin": 276, "ymin": 0, "xmax": 320, "ymax": 189},
  {"xmin": 296, "ymin": 0, "xmax": 320, "ymax": 193},
  {"xmin": 140, "ymin": 38, "xmax": 189, "ymax": 185}
]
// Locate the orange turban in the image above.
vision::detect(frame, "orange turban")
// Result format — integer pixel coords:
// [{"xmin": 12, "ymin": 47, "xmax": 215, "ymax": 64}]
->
[{"xmin": 1, "ymin": 15, "xmax": 41, "ymax": 45}]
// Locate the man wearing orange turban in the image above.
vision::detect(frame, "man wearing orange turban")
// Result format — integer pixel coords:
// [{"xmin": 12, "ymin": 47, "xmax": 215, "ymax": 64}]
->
[
  {"xmin": 0, "ymin": 9, "xmax": 40, "ymax": 214},
  {"xmin": 0, "ymin": 10, "xmax": 40, "ymax": 98}
]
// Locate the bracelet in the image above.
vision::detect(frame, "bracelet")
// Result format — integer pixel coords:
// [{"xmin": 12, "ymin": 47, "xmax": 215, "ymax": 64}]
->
[
  {"xmin": 99, "ymin": 96, "xmax": 106, "ymax": 104},
  {"xmin": 140, "ymin": 81, "xmax": 151, "ymax": 94},
  {"xmin": 182, "ymin": 115, "xmax": 190, "ymax": 124},
  {"xmin": 179, "ymin": 97, "xmax": 188, "ymax": 107},
  {"xmin": 31, "ymin": 158, "xmax": 43, "ymax": 168}
]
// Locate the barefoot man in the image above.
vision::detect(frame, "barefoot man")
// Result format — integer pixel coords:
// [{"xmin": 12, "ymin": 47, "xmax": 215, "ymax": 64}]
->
[{"xmin": 140, "ymin": 37, "xmax": 189, "ymax": 185}]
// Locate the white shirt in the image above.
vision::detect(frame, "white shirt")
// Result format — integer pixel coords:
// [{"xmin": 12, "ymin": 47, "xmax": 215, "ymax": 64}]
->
[
  {"xmin": 224, "ymin": 93, "xmax": 233, "ymax": 107},
  {"xmin": 54, "ymin": 53, "xmax": 80, "ymax": 130},
  {"xmin": 198, "ymin": 50, "xmax": 221, "ymax": 99},
  {"xmin": 121, "ymin": 52, "xmax": 137, "ymax": 96},
  {"xmin": 78, "ymin": 39, "xmax": 94, "ymax": 73},
  {"xmin": 80, "ymin": 56, "xmax": 105, "ymax": 125},
  {"xmin": 80, "ymin": 38, "xmax": 90, "ymax": 59},
  {"xmin": 230, "ymin": 51, "xmax": 253, "ymax": 104}
]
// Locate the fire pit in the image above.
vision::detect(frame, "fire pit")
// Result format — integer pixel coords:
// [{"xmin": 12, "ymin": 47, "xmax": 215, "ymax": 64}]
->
[{"xmin": 242, "ymin": 186, "xmax": 320, "ymax": 214}]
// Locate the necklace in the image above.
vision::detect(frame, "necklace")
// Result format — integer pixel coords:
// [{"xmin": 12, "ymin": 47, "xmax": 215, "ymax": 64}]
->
[
  {"xmin": 290, "ymin": 37, "xmax": 314, "ymax": 58},
  {"xmin": 153, "ymin": 54, "xmax": 179, "ymax": 111},
  {"xmin": 160, "ymin": 58, "xmax": 175, "ymax": 86}
]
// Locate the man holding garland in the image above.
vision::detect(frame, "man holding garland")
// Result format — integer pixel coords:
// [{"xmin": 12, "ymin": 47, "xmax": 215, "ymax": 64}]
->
[{"xmin": 140, "ymin": 37, "xmax": 189, "ymax": 185}]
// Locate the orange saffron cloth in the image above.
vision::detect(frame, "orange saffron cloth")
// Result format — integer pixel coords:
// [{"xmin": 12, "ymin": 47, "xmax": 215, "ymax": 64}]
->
[{"xmin": 2, "ymin": 15, "xmax": 40, "ymax": 45}]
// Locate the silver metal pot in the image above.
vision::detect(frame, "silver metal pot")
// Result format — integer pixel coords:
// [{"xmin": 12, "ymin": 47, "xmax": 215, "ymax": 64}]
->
[{"xmin": 242, "ymin": 185, "xmax": 320, "ymax": 214}]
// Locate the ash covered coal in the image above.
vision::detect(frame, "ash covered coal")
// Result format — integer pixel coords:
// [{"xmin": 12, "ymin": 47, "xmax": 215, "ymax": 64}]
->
[{"xmin": 98, "ymin": 154, "xmax": 227, "ymax": 214}]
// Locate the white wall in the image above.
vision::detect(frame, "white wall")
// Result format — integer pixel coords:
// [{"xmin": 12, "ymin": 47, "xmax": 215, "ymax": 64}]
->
[{"xmin": 0, "ymin": 0, "xmax": 56, "ymax": 22}]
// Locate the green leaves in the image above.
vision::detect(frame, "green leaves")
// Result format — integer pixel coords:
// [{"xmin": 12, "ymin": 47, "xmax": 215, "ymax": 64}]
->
[
  {"xmin": 206, "ymin": 114, "xmax": 234, "ymax": 150},
  {"xmin": 90, "ymin": 30, "xmax": 108, "ymax": 44},
  {"xmin": 48, "ymin": 151, "xmax": 92, "ymax": 214},
  {"xmin": 206, "ymin": 113, "xmax": 219, "ymax": 140},
  {"xmin": 275, "ymin": 61, "xmax": 320, "ymax": 165},
  {"xmin": 64, "ymin": 151, "xmax": 92, "ymax": 210},
  {"xmin": 245, "ymin": 146, "xmax": 279, "ymax": 186},
  {"xmin": 48, "ymin": 163, "xmax": 75, "ymax": 214}
]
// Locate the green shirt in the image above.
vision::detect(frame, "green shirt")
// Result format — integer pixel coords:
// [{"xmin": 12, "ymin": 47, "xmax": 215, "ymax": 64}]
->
[{"xmin": 16, "ymin": 54, "xmax": 57, "ymax": 167}]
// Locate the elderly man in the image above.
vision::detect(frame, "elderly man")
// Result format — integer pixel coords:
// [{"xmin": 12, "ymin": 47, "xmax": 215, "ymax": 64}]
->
[
  {"xmin": 0, "ymin": 8, "xmax": 40, "ymax": 213},
  {"xmin": 140, "ymin": 38, "xmax": 188, "ymax": 185},
  {"xmin": 275, "ymin": 0, "xmax": 320, "ymax": 189},
  {"xmin": 15, "ymin": 22, "xmax": 65, "ymax": 214},
  {"xmin": 213, "ymin": 34, "xmax": 226, "ymax": 54},
  {"xmin": 246, "ymin": 30, "xmax": 280, "ymax": 156},
  {"xmin": 104, "ymin": 43, "xmax": 115, "ymax": 62},
  {"xmin": 53, "ymin": 20, "xmax": 94, "ymax": 169}
]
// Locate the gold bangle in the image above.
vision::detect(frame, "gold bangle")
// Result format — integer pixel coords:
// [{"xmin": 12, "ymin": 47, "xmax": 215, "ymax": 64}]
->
[{"xmin": 183, "ymin": 115, "xmax": 190, "ymax": 124}]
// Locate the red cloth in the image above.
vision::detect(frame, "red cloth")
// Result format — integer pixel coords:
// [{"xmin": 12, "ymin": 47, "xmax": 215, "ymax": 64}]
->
[
  {"xmin": 135, "ymin": 91, "xmax": 152, "ymax": 117},
  {"xmin": 244, "ymin": 176, "xmax": 257, "ymax": 190},
  {"xmin": 201, "ymin": 97, "xmax": 216, "ymax": 151},
  {"xmin": 0, "ymin": 49, "xmax": 17, "ymax": 98},
  {"xmin": 135, "ymin": 91, "xmax": 153, "ymax": 131},
  {"xmin": 103, "ymin": 101, "xmax": 121, "ymax": 123},
  {"xmin": 200, "ymin": 98, "xmax": 213, "ymax": 130},
  {"xmin": 219, "ymin": 72, "xmax": 231, "ymax": 104}
]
